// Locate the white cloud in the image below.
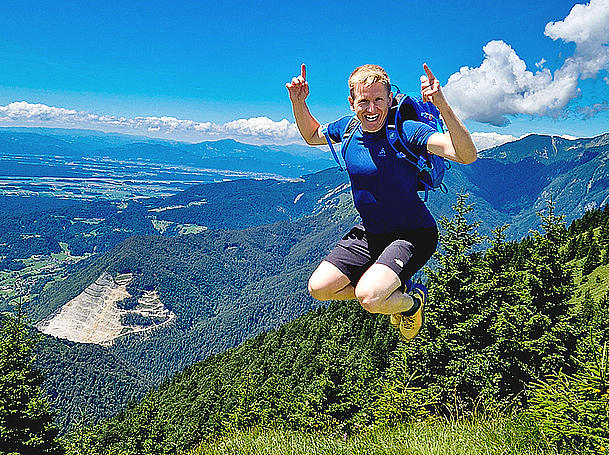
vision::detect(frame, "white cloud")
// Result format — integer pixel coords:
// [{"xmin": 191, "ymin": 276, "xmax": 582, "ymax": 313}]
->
[
  {"xmin": 471, "ymin": 131, "xmax": 519, "ymax": 150},
  {"xmin": 223, "ymin": 117, "xmax": 300, "ymax": 140},
  {"xmin": 545, "ymin": 0, "xmax": 609, "ymax": 79},
  {"xmin": 444, "ymin": 0, "xmax": 609, "ymax": 126},
  {"xmin": 444, "ymin": 40, "xmax": 575, "ymax": 126},
  {"xmin": 578, "ymin": 100, "xmax": 609, "ymax": 118},
  {"xmin": 0, "ymin": 101, "xmax": 82, "ymax": 122},
  {"xmin": 0, "ymin": 101, "xmax": 301, "ymax": 144}
]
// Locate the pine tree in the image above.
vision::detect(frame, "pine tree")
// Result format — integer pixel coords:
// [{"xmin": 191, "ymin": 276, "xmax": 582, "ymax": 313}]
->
[
  {"xmin": 523, "ymin": 199, "xmax": 576, "ymax": 376},
  {"xmin": 582, "ymin": 235, "xmax": 601, "ymax": 275},
  {"xmin": 565, "ymin": 235, "xmax": 578, "ymax": 262},
  {"xmin": 576, "ymin": 230, "xmax": 592, "ymax": 260},
  {"xmin": 476, "ymin": 224, "xmax": 533, "ymax": 397},
  {"xmin": 425, "ymin": 192, "xmax": 484, "ymax": 334},
  {"xmin": 405, "ymin": 193, "xmax": 491, "ymax": 404},
  {"xmin": 597, "ymin": 215, "xmax": 609, "ymax": 265},
  {"xmin": 0, "ymin": 304, "xmax": 63, "ymax": 455},
  {"xmin": 402, "ymin": 196, "xmax": 578, "ymax": 409},
  {"xmin": 599, "ymin": 219, "xmax": 609, "ymax": 247},
  {"xmin": 526, "ymin": 199, "xmax": 572, "ymax": 321}
]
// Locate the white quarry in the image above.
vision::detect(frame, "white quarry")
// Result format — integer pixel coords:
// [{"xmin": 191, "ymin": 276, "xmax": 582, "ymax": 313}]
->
[{"xmin": 37, "ymin": 272, "xmax": 174, "ymax": 346}]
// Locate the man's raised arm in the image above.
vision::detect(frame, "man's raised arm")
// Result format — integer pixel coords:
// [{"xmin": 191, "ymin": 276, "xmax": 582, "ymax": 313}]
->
[
  {"xmin": 286, "ymin": 64, "xmax": 326, "ymax": 146},
  {"xmin": 421, "ymin": 63, "xmax": 477, "ymax": 165}
]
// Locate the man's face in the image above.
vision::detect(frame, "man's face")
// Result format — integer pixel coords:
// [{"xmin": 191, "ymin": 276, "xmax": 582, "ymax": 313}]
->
[{"xmin": 349, "ymin": 82, "xmax": 393, "ymax": 133}]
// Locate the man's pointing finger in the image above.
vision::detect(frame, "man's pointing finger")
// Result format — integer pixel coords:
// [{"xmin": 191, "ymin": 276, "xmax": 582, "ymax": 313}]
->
[
  {"xmin": 301, "ymin": 63, "xmax": 306, "ymax": 80},
  {"xmin": 423, "ymin": 63, "xmax": 435, "ymax": 84}
]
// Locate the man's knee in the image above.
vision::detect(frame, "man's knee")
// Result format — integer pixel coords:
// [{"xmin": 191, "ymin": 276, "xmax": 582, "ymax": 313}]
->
[
  {"xmin": 308, "ymin": 261, "xmax": 346, "ymax": 301},
  {"xmin": 308, "ymin": 269, "xmax": 341, "ymax": 301},
  {"xmin": 307, "ymin": 275, "xmax": 328, "ymax": 301},
  {"xmin": 354, "ymin": 284, "xmax": 381, "ymax": 313},
  {"xmin": 355, "ymin": 264, "xmax": 402, "ymax": 313},
  {"xmin": 308, "ymin": 261, "xmax": 357, "ymax": 301}
]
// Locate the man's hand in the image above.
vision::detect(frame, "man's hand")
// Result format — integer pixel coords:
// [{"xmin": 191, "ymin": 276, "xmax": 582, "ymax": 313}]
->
[
  {"xmin": 420, "ymin": 63, "xmax": 444, "ymax": 105},
  {"xmin": 286, "ymin": 63, "xmax": 309, "ymax": 103},
  {"xmin": 285, "ymin": 63, "xmax": 325, "ymax": 145}
]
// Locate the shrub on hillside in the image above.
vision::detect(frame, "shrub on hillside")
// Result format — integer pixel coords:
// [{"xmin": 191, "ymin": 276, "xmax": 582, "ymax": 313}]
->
[{"xmin": 526, "ymin": 343, "xmax": 609, "ymax": 454}]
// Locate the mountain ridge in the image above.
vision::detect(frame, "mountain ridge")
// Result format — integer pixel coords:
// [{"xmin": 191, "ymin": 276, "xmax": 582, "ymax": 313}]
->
[{"xmin": 479, "ymin": 132, "xmax": 609, "ymax": 163}]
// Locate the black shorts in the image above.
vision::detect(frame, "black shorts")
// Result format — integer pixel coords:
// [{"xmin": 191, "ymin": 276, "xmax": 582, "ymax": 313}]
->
[{"xmin": 323, "ymin": 224, "xmax": 438, "ymax": 288}]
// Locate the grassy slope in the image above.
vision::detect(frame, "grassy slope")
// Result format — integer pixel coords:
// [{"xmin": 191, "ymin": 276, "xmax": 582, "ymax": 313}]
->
[
  {"xmin": 186, "ymin": 416, "xmax": 552, "ymax": 455},
  {"xmin": 571, "ymin": 260, "xmax": 609, "ymax": 304}
]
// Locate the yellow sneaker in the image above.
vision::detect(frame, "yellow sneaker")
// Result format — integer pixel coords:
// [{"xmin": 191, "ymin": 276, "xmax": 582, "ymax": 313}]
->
[
  {"xmin": 399, "ymin": 283, "xmax": 426, "ymax": 341},
  {"xmin": 389, "ymin": 313, "xmax": 401, "ymax": 329},
  {"xmin": 388, "ymin": 280, "xmax": 413, "ymax": 331}
]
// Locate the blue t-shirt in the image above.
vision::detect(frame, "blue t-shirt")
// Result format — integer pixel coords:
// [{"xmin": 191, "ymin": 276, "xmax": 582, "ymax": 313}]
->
[{"xmin": 326, "ymin": 115, "xmax": 437, "ymax": 234}]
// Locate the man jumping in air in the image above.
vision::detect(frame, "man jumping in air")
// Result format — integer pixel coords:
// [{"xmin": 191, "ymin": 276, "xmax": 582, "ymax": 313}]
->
[{"xmin": 286, "ymin": 63, "xmax": 477, "ymax": 341}]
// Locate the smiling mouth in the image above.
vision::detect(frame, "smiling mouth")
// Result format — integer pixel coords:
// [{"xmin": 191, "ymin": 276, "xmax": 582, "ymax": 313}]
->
[{"xmin": 364, "ymin": 114, "xmax": 380, "ymax": 122}]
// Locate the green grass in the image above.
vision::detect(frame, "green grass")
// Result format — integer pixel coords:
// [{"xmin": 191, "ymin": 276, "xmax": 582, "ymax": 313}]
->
[
  {"xmin": 186, "ymin": 416, "xmax": 555, "ymax": 455},
  {"xmin": 571, "ymin": 260, "xmax": 609, "ymax": 304}
]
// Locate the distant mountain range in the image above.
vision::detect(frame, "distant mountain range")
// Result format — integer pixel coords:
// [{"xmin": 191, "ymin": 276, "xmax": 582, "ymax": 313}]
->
[
  {"xmin": 429, "ymin": 132, "xmax": 609, "ymax": 239},
  {"xmin": 0, "ymin": 127, "xmax": 335, "ymax": 179},
  {"xmin": 2, "ymin": 126, "xmax": 607, "ymax": 431},
  {"xmin": 3, "ymin": 127, "xmax": 609, "ymax": 240}
]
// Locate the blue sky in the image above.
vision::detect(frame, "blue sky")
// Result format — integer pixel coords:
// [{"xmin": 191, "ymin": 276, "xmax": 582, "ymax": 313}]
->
[{"xmin": 0, "ymin": 0, "xmax": 607, "ymax": 149}]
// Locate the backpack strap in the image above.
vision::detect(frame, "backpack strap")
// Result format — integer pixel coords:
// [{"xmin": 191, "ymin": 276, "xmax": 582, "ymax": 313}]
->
[
  {"xmin": 322, "ymin": 125, "xmax": 345, "ymax": 171},
  {"xmin": 322, "ymin": 115, "xmax": 360, "ymax": 172},
  {"xmin": 386, "ymin": 95, "xmax": 425, "ymax": 169},
  {"xmin": 341, "ymin": 115, "xmax": 360, "ymax": 154}
]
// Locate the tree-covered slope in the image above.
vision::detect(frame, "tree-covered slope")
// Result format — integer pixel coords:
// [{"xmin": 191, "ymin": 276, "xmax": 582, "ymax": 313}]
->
[
  {"xmin": 31, "ymin": 198, "xmax": 360, "ymax": 381},
  {"xmin": 35, "ymin": 336, "xmax": 154, "ymax": 433},
  {"xmin": 68, "ymin": 198, "xmax": 609, "ymax": 455},
  {"xmin": 69, "ymin": 299, "xmax": 398, "ymax": 453},
  {"xmin": 146, "ymin": 166, "xmax": 351, "ymax": 231}
]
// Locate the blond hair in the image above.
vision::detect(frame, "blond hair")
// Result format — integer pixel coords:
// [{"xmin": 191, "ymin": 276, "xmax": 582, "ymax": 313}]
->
[{"xmin": 348, "ymin": 64, "xmax": 391, "ymax": 99}]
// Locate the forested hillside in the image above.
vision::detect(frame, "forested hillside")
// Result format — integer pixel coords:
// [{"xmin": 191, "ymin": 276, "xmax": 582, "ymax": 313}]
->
[
  {"xmin": 2, "ymin": 129, "xmax": 609, "ymax": 444},
  {"xmin": 25, "ymin": 196, "xmax": 358, "ymax": 430},
  {"xmin": 63, "ymin": 196, "xmax": 609, "ymax": 454},
  {"xmin": 35, "ymin": 336, "xmax": 154, "ymax": 431},
  {"xmin": 32, "ymin": 200, "xmax": 358, "ymax": 375},
  {"xmin": 146, "ymin": 166, "xmax": 351, "ymax": 231}
]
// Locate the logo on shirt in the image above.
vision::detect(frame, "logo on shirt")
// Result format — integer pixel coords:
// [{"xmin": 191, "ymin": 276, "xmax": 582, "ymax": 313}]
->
[
  {"xmin": 378, "ymin": 148, "xmax": 387, "ymax": 157},
  {"xmin": 396, "ymin": 151, "xmax": 407, "ymax": 159}
]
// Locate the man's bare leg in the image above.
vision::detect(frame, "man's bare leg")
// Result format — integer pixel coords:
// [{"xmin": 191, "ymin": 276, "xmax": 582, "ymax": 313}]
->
[
  {"xmin": 308, "ymin": 260, "xmax": 356, "ymax": 301},
  {"xmin": 309, "ymin": 261, "xmax": 423, "ymax": 340},
  {"xmin": 356, "ymin": 263, "xmax": 425, "ymax": 341},
  {"xmin": 309, "ymin": 261, "xmax": 414, "ymax": 313},
  {"xmin": 354, "ymin": 263, "xmax": 415, "ymax": 315}
]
